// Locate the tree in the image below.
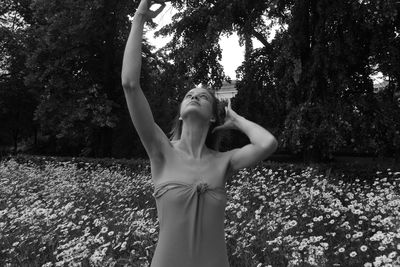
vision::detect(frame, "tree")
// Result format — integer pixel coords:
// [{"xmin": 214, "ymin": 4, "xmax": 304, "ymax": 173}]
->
[
  {"xmin": 160, "ymin": 0, "xmax": 400, "ymax": 162},
  {"xmin": 0, "ymin": 2, "xmax": 37, "ymax": 153}
]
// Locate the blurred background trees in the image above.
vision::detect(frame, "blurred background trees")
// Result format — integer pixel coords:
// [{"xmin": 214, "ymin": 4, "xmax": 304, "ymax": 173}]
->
[{"xmin": 0, "ymin": 0, "xmax": 399, "ymax": 162}]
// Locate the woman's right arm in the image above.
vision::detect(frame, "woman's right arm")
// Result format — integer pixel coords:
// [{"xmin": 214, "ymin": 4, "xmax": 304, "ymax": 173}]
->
[{"xmin": 121, "ymin": 0, "xmax": 168, "ymax": 159}]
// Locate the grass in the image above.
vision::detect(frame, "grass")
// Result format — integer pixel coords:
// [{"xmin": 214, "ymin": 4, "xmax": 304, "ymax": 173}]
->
[{"xmin": 0, "ymin": 155, "xmax": 399, "ymax": 267}]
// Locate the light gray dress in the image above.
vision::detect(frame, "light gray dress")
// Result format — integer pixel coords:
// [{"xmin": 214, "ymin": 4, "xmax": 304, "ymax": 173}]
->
[{"xmin": 150, "ymin": 179, "xmax": 230, "ymax": 267}]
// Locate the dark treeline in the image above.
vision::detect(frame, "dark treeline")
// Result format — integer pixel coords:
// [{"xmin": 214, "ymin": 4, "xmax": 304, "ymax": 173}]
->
[{"xmin": 0, "ymin": 0, "xmax": 399, "ymax": 162}]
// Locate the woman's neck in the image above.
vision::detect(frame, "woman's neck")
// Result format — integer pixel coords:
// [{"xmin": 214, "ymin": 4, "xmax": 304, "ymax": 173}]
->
[{"xmin": 178, "ymin": 117, "xmax": 210, "ymax": 159}]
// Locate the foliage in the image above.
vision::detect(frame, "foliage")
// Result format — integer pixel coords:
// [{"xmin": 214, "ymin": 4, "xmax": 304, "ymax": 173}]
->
[
  {"xmin": 1, "ymin": 0, "xmax": 400, "ymax": 160},
  {"xmin": 1, "ymin": 156, "xmax": 399, "ymax": 266},
  {"xmin": 0, "ymin": 1, "xmax": 37, "ymax": 151},
  {"xmin": 0, "ymin": 0, "xmax": 188, "ymax": 157},
  {"xmin": 158, "ymin": 0, "xmax": 400, "ymax": 161},
  {"xmin": 23, "ymin": 0, "xmax": 126, "ymax": 156}
]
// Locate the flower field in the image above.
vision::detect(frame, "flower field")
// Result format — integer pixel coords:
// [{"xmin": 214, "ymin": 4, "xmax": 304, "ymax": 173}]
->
[{"xmin": 0, "ymin": 156, "xmax": 399, "ymax": 267}]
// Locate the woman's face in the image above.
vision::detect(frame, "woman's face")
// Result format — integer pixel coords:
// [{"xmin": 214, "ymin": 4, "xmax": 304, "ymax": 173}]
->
[{"xmin": 180, "ymin": 88, "xmax": 215, "ymax": 122}]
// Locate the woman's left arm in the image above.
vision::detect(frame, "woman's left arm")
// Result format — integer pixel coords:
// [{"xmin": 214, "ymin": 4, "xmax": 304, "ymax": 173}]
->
[
  {"xmin": 230, "ymin": 115, "xmax": 278, "ymax": 170},
  {"xmin": 213, "ymin": 100, "xmax": 278, "ymax": 171}
]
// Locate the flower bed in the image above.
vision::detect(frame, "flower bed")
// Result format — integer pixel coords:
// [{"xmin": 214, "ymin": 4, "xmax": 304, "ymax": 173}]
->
[{"xmin": 0, "ymin": 156, "xmax": 399, "ymax": 266}]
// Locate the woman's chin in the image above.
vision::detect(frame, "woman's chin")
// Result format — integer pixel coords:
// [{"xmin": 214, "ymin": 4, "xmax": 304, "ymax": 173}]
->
[{"xmin": 181, "ymin": 110, "xmax": 209, "ymax": 122}]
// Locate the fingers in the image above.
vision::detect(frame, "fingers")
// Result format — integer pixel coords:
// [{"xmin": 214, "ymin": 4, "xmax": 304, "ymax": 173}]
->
[
  {"xmin": 151, "ymin": 0, "xmax": 167, "ymax": 8},
  {"xmin": 152, "ymin": 2, "xmax": 166, "ymax": 16},
  {"xmin": 153, "ymin": 0, "xmax": 169, "ymax": 4},
  {"xmin": 137, "ymin": 0, "xmax": 165, "ymax": 14},
  {"xmin": 212, "ymin": 126, "xmax": 221, "ymax": 133}
]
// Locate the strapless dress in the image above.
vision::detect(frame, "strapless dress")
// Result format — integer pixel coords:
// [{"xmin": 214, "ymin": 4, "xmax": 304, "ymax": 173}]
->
[{"xmin": 150, "ymin": 179, "xmax": 230, "ymax": 267}]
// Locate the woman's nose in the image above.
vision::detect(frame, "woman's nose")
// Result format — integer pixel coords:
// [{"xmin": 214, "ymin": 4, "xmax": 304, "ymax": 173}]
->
[{"xmin": 191, "ymin": 94, "xmax": 199, "ymax": 100}]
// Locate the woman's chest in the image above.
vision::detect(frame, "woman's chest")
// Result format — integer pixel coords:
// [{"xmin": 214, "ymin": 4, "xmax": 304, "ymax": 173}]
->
[{"xmin": 151, "ymin": 150, "xmax": 232, "ymax": 188}]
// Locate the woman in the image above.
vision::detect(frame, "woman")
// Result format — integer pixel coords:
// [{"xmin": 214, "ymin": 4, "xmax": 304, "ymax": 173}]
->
[{"xmin": 121, "ymin": 0, "xmax": 278, "ymax": 266}]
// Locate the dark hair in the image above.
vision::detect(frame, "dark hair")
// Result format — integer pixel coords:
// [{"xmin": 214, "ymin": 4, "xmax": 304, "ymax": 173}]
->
[{"xmin": 169, "ymin": 86, "xmax": 227, "ymax": 151}]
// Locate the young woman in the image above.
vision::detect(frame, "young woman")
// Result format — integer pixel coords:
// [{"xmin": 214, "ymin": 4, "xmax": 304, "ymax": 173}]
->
[{"xmin": 121, "ymin": 0, "xmax": 278, "ymax": 266}]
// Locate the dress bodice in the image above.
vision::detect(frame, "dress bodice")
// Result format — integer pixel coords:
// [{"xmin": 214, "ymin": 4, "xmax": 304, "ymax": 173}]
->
[{"xmin": 150, "ymin": 179, "xmax": 230, "ymax": 267}]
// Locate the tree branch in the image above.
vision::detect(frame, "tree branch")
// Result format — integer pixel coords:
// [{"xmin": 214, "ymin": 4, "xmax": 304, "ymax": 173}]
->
[{"xmin": 251, "ymin": 29, "xmax": 269, "ymax": 47}]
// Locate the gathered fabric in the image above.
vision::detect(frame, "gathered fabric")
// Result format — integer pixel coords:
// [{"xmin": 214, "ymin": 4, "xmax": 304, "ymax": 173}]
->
[{"xmin": 150, "ymin": 179, "xmax": 230, "ymax": 267}]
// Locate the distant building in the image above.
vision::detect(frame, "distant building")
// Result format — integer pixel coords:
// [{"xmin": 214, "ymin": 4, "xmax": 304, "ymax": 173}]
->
[
  {"xmin": 373, "ymin": 80, "xmax": 389, "ymax": 93},
  {"xmin": 215, "ymin": 80, "xmax": 237, "ymax": 101},
  {"xmin": 372, "ymin": 80, "xmax": 400, "ymax": 107}
]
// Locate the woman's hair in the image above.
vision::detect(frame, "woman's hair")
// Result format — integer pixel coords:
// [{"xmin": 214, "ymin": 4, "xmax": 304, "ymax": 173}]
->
[{"xmin": 169, "ymin": 86, "xmax": 227, "ymax": 151}]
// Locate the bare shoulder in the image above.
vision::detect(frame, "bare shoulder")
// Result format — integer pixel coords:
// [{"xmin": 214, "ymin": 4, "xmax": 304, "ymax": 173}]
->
[
  {"xmin": 221, "ymin": 148, "xmax": 240, "ymax": 160},
  {"xmin": 221, "ymin": 147, "xmax": 242, "ymax": 174},
  {"xmin": 209, "ymin": 148, "xmax": 239, "ymax": 180}
]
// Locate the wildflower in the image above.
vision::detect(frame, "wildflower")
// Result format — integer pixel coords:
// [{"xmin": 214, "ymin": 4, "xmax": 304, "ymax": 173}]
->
[
  {"xmin": 108, "ymin": 231, "xmax": 114, "ymax": 236},
  {"xmin": 320, "ymin": 242, "xmax": 329, "ymax": 249},
  {"xmin": 313, "ymin": 216, "xmax": 323, "ymax": 222},
  {"xmin": 94, "ymin": 219, "xmax": 101, "ymax": 227},
  {"xmin": 350, "ymin": 251, "xmax": 357, "ymax": 257},
  {"xmin": 338, "ymin": 247, "xmax": 345, "ymax": 253},
  {"xmin": 236, "ymin": 211, "xmax": 242, "ymax": 219},
  {"xmin": 364, "ymin": 263, "xmax": 372, "ymax": 267},
  {"xmin": 360, "ymin": 245, "xmax": 368, "ymax": 252},
  {"xmin": 354, "ymin": 232, "xmax": 363, "ymax": 238},
  {"xmin": 288, "ymin": 220, "xmax": 298, "ymax": 227},
  {"xmin": 373, "ymin": 256, "xmax": 384, "ymax": 266},
  {"xmin": 352, "ymin": 209, "xmax": 363, "ymax": 215},
  {"xmin": 100, "ymin": 226, "xmax": 108, "ymax": 233},
  {"xmin": 388, "ymin": 252, "xmax": 397, "ymax": 258},
  {"xmin": 332, "ymin": 210, "xmax": 340, "ymax": 217}
]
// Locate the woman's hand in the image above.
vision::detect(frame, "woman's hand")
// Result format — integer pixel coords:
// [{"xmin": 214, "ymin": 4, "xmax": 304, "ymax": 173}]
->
[
  {"xmin": 212, "ymin": 99, "xmax": 242, "ymax": 133},
  {"xmin": 136, "ymin": 0, "xmax": 167, "ymax": 21}
]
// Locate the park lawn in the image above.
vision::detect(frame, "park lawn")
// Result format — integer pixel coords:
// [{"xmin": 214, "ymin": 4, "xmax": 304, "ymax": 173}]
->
[{"xmin": 0, "ymin": 156, "xmax": 399, "ymax": 267}]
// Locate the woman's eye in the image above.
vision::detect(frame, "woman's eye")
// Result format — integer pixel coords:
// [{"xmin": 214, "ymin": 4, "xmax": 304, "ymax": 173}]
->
[{"xmin": 200, "ymin": 95, "xmax": 208, "ymax": 99}]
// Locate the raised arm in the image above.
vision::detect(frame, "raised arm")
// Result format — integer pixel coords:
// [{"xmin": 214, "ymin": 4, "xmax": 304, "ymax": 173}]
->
[
  {"xmin": 213, "ymin": 99, "xmax": 278, "ymax": 171},
  {"xmin": 121, "ymin": 0, "xmax": 168, "ymax": 159}
]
